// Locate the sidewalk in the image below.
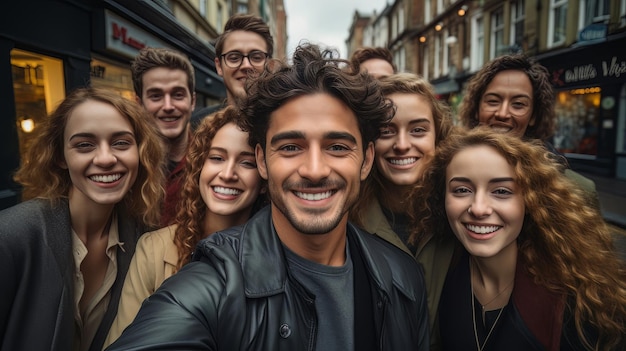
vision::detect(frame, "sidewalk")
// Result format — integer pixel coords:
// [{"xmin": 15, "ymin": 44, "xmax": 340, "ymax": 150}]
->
[{"xmin": 579, "ymin": 172, "xmax": 626, "ymax": 229}]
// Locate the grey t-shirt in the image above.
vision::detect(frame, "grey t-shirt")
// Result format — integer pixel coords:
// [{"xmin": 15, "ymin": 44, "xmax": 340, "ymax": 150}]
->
[{"xmin": 283, "ymin": 242, "xmax": 355, "ymax": 351}]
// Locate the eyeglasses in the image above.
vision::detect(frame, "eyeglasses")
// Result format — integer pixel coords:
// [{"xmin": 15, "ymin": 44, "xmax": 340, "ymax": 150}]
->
[
  {"xmin": 481, "ymin": 97, "xmax": 532, "ymax": 117},
  {"xmin": 220, "ymin": 50, "xmax": 269, "ymax": 68}
]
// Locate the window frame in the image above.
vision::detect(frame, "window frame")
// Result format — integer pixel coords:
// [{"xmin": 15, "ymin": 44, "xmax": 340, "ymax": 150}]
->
[{"xmin": 548, "ymin": 0, "xmax": 568, "ymax": 48}]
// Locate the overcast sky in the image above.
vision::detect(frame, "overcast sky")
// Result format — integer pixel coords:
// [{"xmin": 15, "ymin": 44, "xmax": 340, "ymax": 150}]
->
[{"xmin": 283, "ymin": 0, "xmax": 389, "ymax": 59}]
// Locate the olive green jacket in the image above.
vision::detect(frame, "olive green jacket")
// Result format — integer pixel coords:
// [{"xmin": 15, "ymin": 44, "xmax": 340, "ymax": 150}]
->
[{"xmin": 360, "ymin": 199, "xmax": 454, "ymax": 351}]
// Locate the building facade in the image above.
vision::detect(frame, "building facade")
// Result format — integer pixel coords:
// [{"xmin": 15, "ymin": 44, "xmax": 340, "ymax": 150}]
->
[
  {"xmin": 349, "ymin": 0, "xmax": 626, "ymax": 179},
  {"xmin": 0, "ymin": 0, "xmax": 227, "ymax": 210}
]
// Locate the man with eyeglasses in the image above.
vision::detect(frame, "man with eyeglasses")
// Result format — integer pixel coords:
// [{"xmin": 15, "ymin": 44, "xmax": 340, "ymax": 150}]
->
[{"xmin": 214, "ymin": 14, "xmax": 274, "ymax": 106}]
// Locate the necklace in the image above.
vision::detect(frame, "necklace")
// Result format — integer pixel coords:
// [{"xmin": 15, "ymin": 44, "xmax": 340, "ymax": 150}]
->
[
  {"xmin": 470, "ymin": 258, "xmax": 510, "ymax": 351},
  {"xmin": 477, "ymin": 279, "xmax": 514, "ymax": 312}
]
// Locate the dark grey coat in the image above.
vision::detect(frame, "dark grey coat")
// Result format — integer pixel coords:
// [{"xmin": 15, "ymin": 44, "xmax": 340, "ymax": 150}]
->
[{"xmin": 0, "ymin": 198, "xmax": 143, "ymax": 351}]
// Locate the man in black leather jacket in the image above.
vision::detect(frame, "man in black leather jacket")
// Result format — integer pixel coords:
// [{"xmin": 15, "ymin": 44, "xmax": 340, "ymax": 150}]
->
[{"xmin": 107, "ymin": 43, "xmax": 430, "ymax": 351}]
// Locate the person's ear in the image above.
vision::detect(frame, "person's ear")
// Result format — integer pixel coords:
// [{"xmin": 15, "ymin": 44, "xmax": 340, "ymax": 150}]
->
[
  {"xmin": 360, "ymin": 142, "xmax": 375, "ymax": 180},
  {"xmin": 255, "ymin": 144, "xmax": 268, "ymax": 180},
  {"xmin": 215, "ymin": 57, "xmax": 224, "ymax": 77}
]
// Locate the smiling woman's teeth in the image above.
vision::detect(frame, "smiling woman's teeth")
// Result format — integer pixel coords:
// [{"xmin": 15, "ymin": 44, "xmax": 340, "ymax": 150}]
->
[
  {"xmin": 90, "ymin": 174, "xmax": 121, "ymax": 183},
  {"xmin": 213, "ymin": 186, "xmax": 242, "ymax": 195},
  {"xmin": 466, "ymin": 224, "xmax": 500, "ymax": 234},
  {"xmin": 389, "ymin": 157, "xmax": 416, "ymax": 165},
  {"xmin": 295, "ymin": 191, "xmax": 332, "ymax": 201}
]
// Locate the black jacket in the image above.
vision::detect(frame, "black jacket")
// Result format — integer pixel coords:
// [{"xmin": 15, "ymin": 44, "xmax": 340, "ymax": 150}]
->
[
  {"xmin": 107, "ymin": 206, "xmax": 430, "ymax": 350},
  {"xmin": 0, "ymin": 198, "xmax": 143, "ymax": 351}
]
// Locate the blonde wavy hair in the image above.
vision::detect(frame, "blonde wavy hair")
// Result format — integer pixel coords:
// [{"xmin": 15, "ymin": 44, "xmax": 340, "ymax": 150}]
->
[
  {"xmin": 409, "ymin": 127, "xmax": 626, "ymax": 350},
  {"xmin": 173, "ymin": 106, "xmax": 266, "ymax": 271},
  {"xmin": 14, "ymin": 87, "xmax": 166, "ymax": 228}
]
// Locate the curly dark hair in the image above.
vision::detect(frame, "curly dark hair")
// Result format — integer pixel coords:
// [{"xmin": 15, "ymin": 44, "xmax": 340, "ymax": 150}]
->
[
  {"xmin": 458, "ymin": 54, "xmax": 556, "ymax": 141},
  {"xmin": 239, "ymin": 43, "xmax": 395, "ymax": 152},
  {"xmin": 409, "ymin": 127, "xmax": 626, "ymax": 350}
]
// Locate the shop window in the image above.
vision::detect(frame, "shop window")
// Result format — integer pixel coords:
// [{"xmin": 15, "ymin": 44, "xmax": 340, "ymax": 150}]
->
[
  {"xmin": 553, "ymin": 87, "xmax": 601, "ymax": 156},
  {"xmin": 90, "ymin": 57, "xmax": 134, "ymax": 100},
  {"xmin": 11, "ymin": 49, "xmax": 65, "ymax": 163}
]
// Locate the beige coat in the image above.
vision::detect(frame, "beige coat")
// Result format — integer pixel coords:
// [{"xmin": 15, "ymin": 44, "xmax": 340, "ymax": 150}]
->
[{"xmin": 103, "ymin": 225, "xmax": 179, "ymax": 349}]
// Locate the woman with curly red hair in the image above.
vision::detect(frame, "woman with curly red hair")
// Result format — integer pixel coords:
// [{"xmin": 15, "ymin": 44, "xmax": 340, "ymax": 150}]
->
[
  {"xmin": 105, "ymin": 105, "xmax": 266, "ymax": 347},
  {"xmin": 410, "ymin": 127, "xmax": 626, "ymax": 350}
]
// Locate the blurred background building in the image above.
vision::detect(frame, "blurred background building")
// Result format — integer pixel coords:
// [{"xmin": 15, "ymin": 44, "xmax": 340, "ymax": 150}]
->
[
  {"xmin": 0, "ymin": 0, "xmax": 286, "ymax": 209},
  {"xmin": 348, "ymin": 0, "xmax": 626, "ymax": 181},
  {"xmin": 1, "ymin": 0, "xmax": 624, "ymax": 210}
]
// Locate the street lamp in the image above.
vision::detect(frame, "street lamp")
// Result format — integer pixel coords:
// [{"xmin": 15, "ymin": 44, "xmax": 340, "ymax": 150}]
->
[{"xmin": 458, "ymin": 5, "xmax": 468, "ymax": 17}]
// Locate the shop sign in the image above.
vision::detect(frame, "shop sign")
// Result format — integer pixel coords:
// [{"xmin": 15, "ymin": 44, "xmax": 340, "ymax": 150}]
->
[
  {"xmin": 550, "ymin": 54, "xmax": 626, "ymax": 86},
  {"xmin": 104, "ymin": 10, "xmax": 169, "ymax": 59},
  {"xmin": 577, "ymin": 23, "xmax": 607, "ymax": 43},
  {"xmin": 602, "ymin": 56, "xmax": 626, "ymax": 78},
  {"xmin": 565, "ymin": 64, "xmax": 596, "ymax": 83}
]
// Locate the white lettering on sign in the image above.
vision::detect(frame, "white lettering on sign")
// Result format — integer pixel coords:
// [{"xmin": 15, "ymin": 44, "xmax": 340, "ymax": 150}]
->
[
  {"xmin": 565, "ymin": 64, "xmax": 596, "ymax": 83},
  {"xmin": 602, "ymin": 56, "xmax": 626, "ymax": 78}
]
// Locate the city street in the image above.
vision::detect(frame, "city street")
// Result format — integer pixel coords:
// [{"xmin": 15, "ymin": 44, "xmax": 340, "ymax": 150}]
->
[{"xmin": 580, "ymin": 172, "xmax": 626, "ymax": 262}]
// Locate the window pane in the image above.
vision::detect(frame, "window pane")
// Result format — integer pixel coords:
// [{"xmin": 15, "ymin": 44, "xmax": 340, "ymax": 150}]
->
[
  {"xmin": 511, "ymin": 0, "xmax": 525, "ymax": 46},
  {"xmin": 492, "ymin": 8, "xmax": 505, "ymax": 58},
  {"xmin": 11, "ymin": 49, "xmax": 65, "ymax": 163},
  {"xmin": 553, "ymin": 4, "xmax": 568, "ymax": 43},
  {"xmin": 90, "ymin": 57, "xmax": 134, "ymax": 100},
  {"xmin": 553, "ymin": 88, "xmax": 601, "ymax": 156}
]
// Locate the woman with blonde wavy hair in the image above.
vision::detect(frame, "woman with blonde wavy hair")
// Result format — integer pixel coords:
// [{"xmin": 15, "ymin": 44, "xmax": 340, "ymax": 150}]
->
[
  {"xmin": 0, "ymin": 87, "xmax": 166, "ymax": 351},
  {"xmin": 105, "ymin": 105, "xmax": 266, "ymax": 347},
  {"xmin": 409, "ymin": 127, "xmax": 625, "ymax": 351}
]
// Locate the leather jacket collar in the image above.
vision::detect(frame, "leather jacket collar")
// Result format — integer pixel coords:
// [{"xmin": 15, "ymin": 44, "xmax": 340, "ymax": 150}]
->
[{"xmin": 226, "ymin": 206, "xmax": 419, "ymax": 302}]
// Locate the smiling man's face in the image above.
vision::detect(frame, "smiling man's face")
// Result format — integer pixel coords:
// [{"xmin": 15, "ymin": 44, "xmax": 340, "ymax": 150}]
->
[{"xmin": 256, "ymin": 93, "xmax": 373, "ymax": 237}]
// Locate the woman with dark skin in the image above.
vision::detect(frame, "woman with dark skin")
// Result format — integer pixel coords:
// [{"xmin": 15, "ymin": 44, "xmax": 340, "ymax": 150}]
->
[{"xmin": 458, "ymin": 54, "xmax": 597, "ymax": 202}]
